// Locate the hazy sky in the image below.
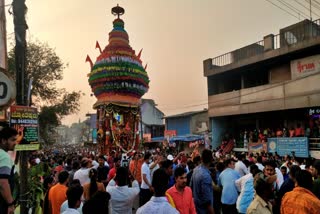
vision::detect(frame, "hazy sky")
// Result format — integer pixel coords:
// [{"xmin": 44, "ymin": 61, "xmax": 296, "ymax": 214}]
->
[{"xmin": 5, "ymin": 0, "xmax": 320, "ymax": 125}]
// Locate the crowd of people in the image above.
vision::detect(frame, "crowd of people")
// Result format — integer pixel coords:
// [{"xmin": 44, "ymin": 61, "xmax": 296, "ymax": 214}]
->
[
  {"xmin": 1, "ymin": 126, "xmax": 320, "ymax": 214},
  {"xmin": 219, "ymin": 120, "xmax": 320, "ymax": 150}
]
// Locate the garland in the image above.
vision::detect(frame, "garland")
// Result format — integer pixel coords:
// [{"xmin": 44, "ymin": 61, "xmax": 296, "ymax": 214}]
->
[
  {"xmin": 89, "ymin": 67, "xmax": 149, "ymax": 80},
  {"xmin": 95, "ymin": 56, "xmax": 141, "ymax": 66},
  {"xmin": 94, "ymin": 90, "xmax": 144, "ymax": 99},
  {"xmin": 90, "ymin": 65, "xmax": 149, "ymax": 78},
  {"xmin": 93, "ymin": 59, "xmax": 145, "ymax": 71},
  {"xmin": 89, "ymin": 72, "xmax": 150, "ymax": 85}
]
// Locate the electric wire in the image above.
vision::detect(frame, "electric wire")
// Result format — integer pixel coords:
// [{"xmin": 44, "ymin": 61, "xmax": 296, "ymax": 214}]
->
[
  {"xmin": 294, "ymin": 0, "xmax": 320, "ymax": 18},
  {"xmin": 278, "ymin": 0, "xmax": 309, "ymax": 19},
  {"xmin": 265, "ymin": 0, "xmax": 300, "ymax": 19},
  {"xmin": 314, "ymin": 0, "xmax": 320, "ymax": 6},
  {"xmin": 306, "ymin": 0, "xmax": 320, "ymax": 13}
]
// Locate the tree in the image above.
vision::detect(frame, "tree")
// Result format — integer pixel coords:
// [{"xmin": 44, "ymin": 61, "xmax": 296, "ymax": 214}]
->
[{"xmin": 8, "ymin": 40, "xmax": 82, "ymax": 144}]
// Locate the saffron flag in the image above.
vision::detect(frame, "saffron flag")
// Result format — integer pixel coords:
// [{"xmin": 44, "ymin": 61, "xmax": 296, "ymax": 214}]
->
[
  {"xmin": 85, "ymin": 55, "xmax": 93, "ymax": 69},
  {"xmin": 95, "ymin": 41, "xmax": 102, "ymax": 53}
]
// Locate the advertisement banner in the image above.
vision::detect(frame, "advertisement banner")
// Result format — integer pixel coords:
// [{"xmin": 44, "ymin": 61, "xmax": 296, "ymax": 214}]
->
[
  {"xmin": 10, "ymin": 105, "xmax": 39, "ymax": 151},
  {"xmin": 291, "ymin": 54, "xmax": 320, "ymax": 80},
  {"xmin": 164, "ymin": 130, "xmax": 177, "ymax": 137},
  {"xmin": 267, "ymin": 137, "xmax": 309, "ymax": 158},
  {"xmin": 248, "ymin": 142, "xmax": 267, "ymax": 153}
]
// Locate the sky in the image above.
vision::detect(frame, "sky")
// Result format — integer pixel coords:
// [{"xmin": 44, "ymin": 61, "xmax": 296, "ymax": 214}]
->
[{"xmin": 5, "ymin": 0, "xmax": 320, "ymax": 125}]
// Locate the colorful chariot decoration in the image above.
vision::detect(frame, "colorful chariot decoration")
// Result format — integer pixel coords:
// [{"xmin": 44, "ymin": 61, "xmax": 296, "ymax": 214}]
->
[{"xmin": 87, "ymin": 5, "xmax": 149, "ymax": 154}]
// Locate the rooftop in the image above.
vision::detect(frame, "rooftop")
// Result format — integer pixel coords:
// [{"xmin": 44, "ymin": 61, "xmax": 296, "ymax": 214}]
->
[
  {"xmin": 165, "ymin": 109, "xmax": 208, "ymax": 119},
  {"xmin": 204, "ymin": 19, "xmax": 320, "ymax": 77}
]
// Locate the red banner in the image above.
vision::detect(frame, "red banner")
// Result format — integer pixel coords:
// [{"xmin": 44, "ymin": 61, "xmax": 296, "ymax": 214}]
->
[{"xmin": 164, "ymin": 130, "xmax": 177, "ymax": 137}]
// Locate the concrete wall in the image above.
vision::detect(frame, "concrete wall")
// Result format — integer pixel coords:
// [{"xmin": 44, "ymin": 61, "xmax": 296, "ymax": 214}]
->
[
  {"xmin": 208, "ymin": 72, "xmax": 320, "ymax": 117},
  {"xmin": 190, "ymin": 112, "xmax": 209, "ymax": 134},
  {"xmin": 211, "ymin": 117, "xmax": 227, "ymax": 148},
  {"xmin": 141, "ymin": 102, "xmax": 164, "ymax": 125},
  {"xmin": 208, "ymin": 90, "xmax": 240, "ymax": 108},
  {"xmin": 204, "ymin": 36, "xmax": 320, "ymax": 77},
  {"xmin": 269, "ymin": 64, "xmax": 291, "ymax": 84},
  {"xmin": 166, "ymin": 117, "xmax": 191, "ymax": 135}
]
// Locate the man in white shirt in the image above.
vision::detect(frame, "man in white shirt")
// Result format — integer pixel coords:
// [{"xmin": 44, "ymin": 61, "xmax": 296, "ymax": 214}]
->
[
  {"xmin": 235, "ymin": 154, "xmax": 248, "ymax": 177},
  {"xmin": 255, "ymin": 156, "xmax": 264, "ymax": 171},
  {"xmin": 140, "ymin": 152, "xmax": 153, "ymax": 206},
  {"xmin": 73, "ymin": 158, "xmax": 92, "ymax": 186},
  {"xmin": 150, "ymin": 152, "xmax": 161, "ymax": 183},
  {"xmin": 107, "ymin": 166, "xmax": 140, "ymax": 214},
  {"xmin": 137, "ymin": 168, "xmax": 178, "ymax": 214}
]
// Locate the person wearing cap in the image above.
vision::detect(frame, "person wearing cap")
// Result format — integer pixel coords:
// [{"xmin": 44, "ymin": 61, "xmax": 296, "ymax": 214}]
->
[
  {"xmin": 166, "ymin": 155, "xmax": 176, "ymax": 188},
  {"xmin": 74, "ymin": 158, "xmax": 92, "ymax": 186},
  {"xmin": 167, "ymin": 154, "xmax": 174, "ymax": 161}
]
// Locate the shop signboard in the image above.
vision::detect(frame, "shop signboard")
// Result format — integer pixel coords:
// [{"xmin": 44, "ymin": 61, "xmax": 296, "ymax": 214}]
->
[
  {"xmin": 308, "ymin": 107, "xmax": 320, "ymax": 119},
  {"xmin": 10, "ymin": 105, "xmax": 39, "ymax": 151},
  {"xmin": 164, "ymin": 130, "xmax": 177, "ymax": 137},
  {"xmin": 291, "ymin": 54, "xmax": 320, "ymax": 80},
  {"xmin": 267, "ymin": 137, "xmax": 309, "ymax": 158}
]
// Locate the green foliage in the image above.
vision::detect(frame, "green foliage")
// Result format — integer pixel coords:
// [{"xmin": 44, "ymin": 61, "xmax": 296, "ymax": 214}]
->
[
  {"xmin": 27, "ymin": 162, "xmax": 51, "ymax": 214},
  {"xmin": 8, "ymin": 40, "xmax": 65, "ymax": 104},
  {"xmin": 8, "ymin": 39, "xmax": 83, "ymax": 144}
]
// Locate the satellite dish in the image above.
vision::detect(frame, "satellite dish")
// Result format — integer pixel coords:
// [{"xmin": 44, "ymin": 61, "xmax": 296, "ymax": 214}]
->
[{"xmin": 284, "ymin": 31, "xmax": 298, "ymax": 45}]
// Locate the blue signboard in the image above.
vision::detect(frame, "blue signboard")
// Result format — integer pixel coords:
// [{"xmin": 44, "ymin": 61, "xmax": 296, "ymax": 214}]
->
[{"xmin": 267, "ymin": 137, "xmax": 309, "ymax": 158}]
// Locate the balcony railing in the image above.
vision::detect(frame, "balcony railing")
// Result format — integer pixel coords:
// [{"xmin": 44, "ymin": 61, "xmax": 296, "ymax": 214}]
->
[{"xmin": 210, "ymin": 19, "xmax": 320, "ymax": 67}]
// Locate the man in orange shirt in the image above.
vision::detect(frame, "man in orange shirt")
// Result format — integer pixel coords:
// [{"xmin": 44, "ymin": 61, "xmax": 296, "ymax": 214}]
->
[
  {"xmin": 48, "ymin": 171, "xmax": 69, "ymax": 214},
  {"xmin": 281, "ymin": 170, "xmax": 320, "ymax": 214},
  {"xmin": 166, "ymin": 167, "xmax": 196, "ymax": 214},
  {"xmin": 129, "ymin": 152, "xmax": 143, "ymax": 184}
]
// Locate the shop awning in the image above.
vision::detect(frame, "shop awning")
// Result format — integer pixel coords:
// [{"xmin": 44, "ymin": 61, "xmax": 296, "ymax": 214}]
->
[{"xmin": 151, "ymin": 134, "xmax": 204, "ymax": 143}]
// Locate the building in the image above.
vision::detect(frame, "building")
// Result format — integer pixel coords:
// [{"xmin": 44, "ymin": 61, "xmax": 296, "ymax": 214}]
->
[
  {"xmin": 164, "ymin": 109, "xmax": 210, "ymax": 152},
  {"xmin": 165, "ymin": 109, "xmax": 209, "ymax": 135},
  {"xmin": 204, "ymin": 19, "xmax": 320, "ymax": 156},
  {"xmin": 140, "ymin": 99, "xmax": 165, "ymax": 139}
]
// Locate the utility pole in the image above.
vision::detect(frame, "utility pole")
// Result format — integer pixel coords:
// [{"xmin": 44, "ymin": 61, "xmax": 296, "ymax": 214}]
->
[
  {"xmin": 310, "ymin": 0, "xmax": 312, "ymax": 21},
  {"xmin": 12, "ymin": 0, "xmax": 28, "ymax": 213}
]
